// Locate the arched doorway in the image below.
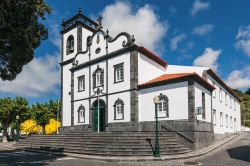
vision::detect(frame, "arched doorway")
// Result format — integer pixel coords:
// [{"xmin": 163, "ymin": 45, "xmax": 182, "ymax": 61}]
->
[{"xmin": 92, "ymin": 99, "xmax": 106, "ymax": 132}]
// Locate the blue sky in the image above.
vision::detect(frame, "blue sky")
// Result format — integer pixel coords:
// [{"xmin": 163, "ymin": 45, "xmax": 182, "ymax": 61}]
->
[{"xmin": 1, "ymin": 0, "xmax": 250, "ymax": 104}]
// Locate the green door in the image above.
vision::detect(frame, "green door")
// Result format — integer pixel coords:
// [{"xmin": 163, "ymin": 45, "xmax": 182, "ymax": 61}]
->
[{"xmin": 93, "ymin": 104, "xmax": 105, "ymax": 132}]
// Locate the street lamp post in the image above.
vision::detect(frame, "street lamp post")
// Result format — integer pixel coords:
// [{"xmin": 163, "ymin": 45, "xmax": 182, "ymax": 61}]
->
[
  {"xmin": 153, "ymin": 96, "xmax": 160, "ymax": 157},
  {"xmin": 56, "ymin": 99, "xmax": 60, "ymax": 134},
  {"xmin": 97, "ymin": 89, "xmax": 100, "ymax": 133},
  {"xmin": 16, "ymin": 115, "xmax": 20, "ymax": 142}
]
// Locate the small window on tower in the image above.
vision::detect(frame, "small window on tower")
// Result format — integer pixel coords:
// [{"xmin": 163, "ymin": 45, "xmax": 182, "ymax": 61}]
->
[{"xmin": 66, "ymin": 35, "xmax": 74, "ymax": 55}]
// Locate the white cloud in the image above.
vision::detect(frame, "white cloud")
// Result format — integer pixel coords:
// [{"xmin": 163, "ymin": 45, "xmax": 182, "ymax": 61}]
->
[
  {"xmin": 192, "ymin": 24, "xmax": 214, "ymax": 36},
  {"xmin": 102, "ymin": 1, "xmax": 167, "ymax": 54},
  {"xmin": 193, "ymin": 47, "xmax": 221, "ymax": 71},
  {"xmin": 225, "ymin": 66, "xmax": 250, "ymax": 89},
  {"xmin": 190, "ymin": 0, "xmax": 210, "ymax": 17},
  {"xmin": 0, "ymin": 53, "xmax": 60, "ymax": 97},
  {"xmin": 235, "ymin": 25, "xmax": 250, "ymax": 56},
  {"xmin": 170, "ymin": 34, "xmax": 187, "ymax": 51}
]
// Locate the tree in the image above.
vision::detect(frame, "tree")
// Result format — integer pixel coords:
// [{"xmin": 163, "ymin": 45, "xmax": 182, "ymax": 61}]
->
[
  {"xmin": 0, "ymin": 97, "xmax": 29, "ymax": 142},
  {"xmin": 31, "ymin": 100, "xmax": 58, "ymax": 134},
  {"xmin": 245, "ymin": 88, "xmax": 250, "ymax": 95},
  {"xmin": 0, "ymin": 0, "xmax": 51, "ymax": 80}
]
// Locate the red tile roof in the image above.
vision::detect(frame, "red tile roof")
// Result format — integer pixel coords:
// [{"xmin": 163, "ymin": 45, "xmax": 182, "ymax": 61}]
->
[
  {"xmin": 136, "ymin": 46, "xmax": 168, "ymax": 67},
  {"xmin": 206, "ymin": 69, "xmax": 241, "ymax": 102},
  {"xmin": 138, "ymin": 73, "xmax": 215, "ymax": 91}
]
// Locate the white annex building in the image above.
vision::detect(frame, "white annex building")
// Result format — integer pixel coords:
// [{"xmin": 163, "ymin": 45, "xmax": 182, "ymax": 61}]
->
[{"xmin": 60, "ymin": 10, "xmax": 241, "ymax": 149}]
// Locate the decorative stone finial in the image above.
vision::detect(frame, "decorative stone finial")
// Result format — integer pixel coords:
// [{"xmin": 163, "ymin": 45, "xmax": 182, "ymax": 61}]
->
[
  {"xmin": 78, "ymin": 8, "xmax": 82, "ymax": 14},
  {"xmin": 96, "ymin": 15, "xmax": 103, "ymax": 30}
]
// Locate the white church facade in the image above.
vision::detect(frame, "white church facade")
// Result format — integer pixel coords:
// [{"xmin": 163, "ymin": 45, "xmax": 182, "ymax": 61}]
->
[{"xmin": 59, "ymin": 10, "xmax": 241, "ymax": 149}]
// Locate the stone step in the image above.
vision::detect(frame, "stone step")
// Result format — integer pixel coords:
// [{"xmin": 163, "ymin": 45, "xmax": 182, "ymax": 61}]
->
[
  {"xmin": 28, "ymin": 135, "xmax": 174, "ymax": 139},
  {"xmin": 16, "ymin": 142, "xmax": 187, "ymax": 149},
  {"xmin": 19, "ymin": 147, "xmax": 192, "ymax": 156},
  {"xmin": 17, "ymin": 131, "xmax": 192, "ymax": 156},
  {"xmin": 17, "ymin": 139, "xmax": 180, "ymax": 145}
]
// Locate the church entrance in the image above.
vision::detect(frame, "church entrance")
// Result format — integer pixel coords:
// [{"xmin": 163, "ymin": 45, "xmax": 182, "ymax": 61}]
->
[{"xmin": 92, "ymin": 99, "xmax": 106, "ymax": 132}]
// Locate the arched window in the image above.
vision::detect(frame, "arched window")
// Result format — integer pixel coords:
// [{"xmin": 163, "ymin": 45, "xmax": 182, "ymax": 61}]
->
[
  {"xmin": 93, "ymin": 66, "xmax": 104, "ymax": 88},
  {"xmin": 157, "ymin": 93, "xmax": 169, "ymax": 118},
  {"xmin": 66, "ymin": 35, "xmax": 74, "ymax": 55},
  {"xmin": 114, "ymin": 98, "xmax": 124, "ymax": 120},
  {"xmin": 78, "ymin": 105, "xmax": 85, "ymax": 123}
]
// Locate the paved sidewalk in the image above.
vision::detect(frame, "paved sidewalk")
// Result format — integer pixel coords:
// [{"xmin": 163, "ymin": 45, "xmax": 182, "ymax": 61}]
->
[
  {"xmin": 11, "ymin": 132, "xmax": 244, "ymax": 162},
  {"xmin": 0, "ymin": 141, "xmax": 16, "ymax": 149}
]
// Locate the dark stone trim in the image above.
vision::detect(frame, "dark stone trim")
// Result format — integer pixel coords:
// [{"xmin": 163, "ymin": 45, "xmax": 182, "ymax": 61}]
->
[
  {"xmin": 88, "ymin": 52, "xmax": 92, "ymax": 129},
  {"xmin": 61, "ymin": 34, "xmax": 64, "ymax": 126},
  {"xmin": 61, "ymin": 21, "xmax": 96, "ymax": 34},
  {"xmin": 60, "ymin": 58, "xmax": 74, "ymax": 66},
  {"xmin": 70, "ymin": 45, "xmax": 137, "ymax": 72},
  {"xmin": 77, "ymin": 25, "xmax": 82, "ymax": 52},
  {"xmin": 71, "ymin": 71, "xmax": 74, "ymax": 126},
  {"xmin": 105, "ymin": 37, "xmax": 109, "ymax": 127},
  {"xmin": 188, "ymin": 80, "xmax": 195, "ymax": 121},
  {"xmin": 72, "ymin": 88, "xmax": 136, "ymax": 102},
  {"xmin": 130, "ymin": 51, "xmax": 139, "ymax": 125}
]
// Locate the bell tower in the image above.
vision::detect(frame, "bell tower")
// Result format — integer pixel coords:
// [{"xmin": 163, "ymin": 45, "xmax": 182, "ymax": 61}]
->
[{"xmin": 60, "ymin": 8, "xmax": 98, "ymax": 126}]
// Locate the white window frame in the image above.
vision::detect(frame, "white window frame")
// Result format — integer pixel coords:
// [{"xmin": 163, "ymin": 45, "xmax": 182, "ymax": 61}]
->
[
  {"xmin": 219, "ymin": 88, "xmax": 222, "ymax": 102},
  {"xmin": 78, "ymin": 105, "xmax": 85, "ymax": 123},
  {"xmin": 114, "ymin": 98, "xmax": 124, "ymax": 120},
  {"xmin": 114, "ymin": 63, "xmax": 124, "ymax": 83},
  {"xmin": 212, "ymin": 82, "xmax": 216, "ymax": 98},
  {"xmin": 220, "ymin": 112, "xmax": 223, "ymax": 127},
  {"xmin": 78, "ymin": 75, "xmax": 85, "ymax": 92},
  {"xmin": 230, "ymin": 116, "xmax": 233, "ymax": 128},
  {"xmin": 230, "ymin": 96, "xmax": 232, "ymax": 108},
  {"xmin": 157, "ymin": 94, "xmax": 169, "ymax": 118},
  {"xmin": 234, "ymin": 100, "xmax": 236, "ymax": 111},
  {"xmin": 226, "ymin": 114, "xmax": 228, "ymax": 128},
  {"xmin": 213, "ymin": 109, "xmax": 216, "ymax": 126},
  {"xmin": 96, "ymin": 71, "xmax": 102, "ymax": 87},
  {"xmin": 225, "ymin": 93, "xmax": 228, "ymax": 106}
]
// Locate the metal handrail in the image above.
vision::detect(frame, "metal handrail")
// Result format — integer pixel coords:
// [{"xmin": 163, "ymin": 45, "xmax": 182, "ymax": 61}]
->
[{"xmin": 161, "ymin": 124, "xmax": 194, "ymax": 143}]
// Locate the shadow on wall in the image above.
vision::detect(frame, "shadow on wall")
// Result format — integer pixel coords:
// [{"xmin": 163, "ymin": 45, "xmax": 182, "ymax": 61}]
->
[{"xmin": 227, "ymin": 144, "xmax": 250, "ymax": 163}]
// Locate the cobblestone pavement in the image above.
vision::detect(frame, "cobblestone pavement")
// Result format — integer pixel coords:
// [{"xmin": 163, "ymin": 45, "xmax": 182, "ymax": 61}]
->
[{"xmin": 0, "ymin": 132, "xmax": 249, "ymax": 166}]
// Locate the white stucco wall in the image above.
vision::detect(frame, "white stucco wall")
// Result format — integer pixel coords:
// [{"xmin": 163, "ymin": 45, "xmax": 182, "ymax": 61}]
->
[
  {"xmin": 108, "ymin": 52, "xmax": 130, "ymax": 93},
  {"xmin": 138, "ymin": 53, "xmax": 166, "ymax": 84},
  {"xmin": 139, "ymin": 82, "xmax": 189, "ymax": 122},
  {"xmin": 206, "ymin": 75, "xmax": 241, "ymax": 134},
  {"xmin": 194, "ymin": 83, "xmax": 212, "ymax": 123},
  {"xmin": 62, "ymin": 63, "xmax": 72, "ymax": 126},
  {"xmin": 73, "ymin": 67, "xmax": 89, "ymax": 100}
]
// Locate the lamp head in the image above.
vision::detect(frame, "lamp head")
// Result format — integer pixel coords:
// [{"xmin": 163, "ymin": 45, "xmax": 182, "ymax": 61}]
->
[
  {"xmin": 153, "ymin": 96, "xmax": 160, "ymax": 104},
  {"xmin": 16, "ymin": 115, "xmax": 20, "ymax": 120}
]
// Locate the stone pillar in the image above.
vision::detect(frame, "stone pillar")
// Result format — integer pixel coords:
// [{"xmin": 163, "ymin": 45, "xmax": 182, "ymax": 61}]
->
[{"xmin": 130, "ymin": 51, "xmax": 139, "ymax": 129}]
